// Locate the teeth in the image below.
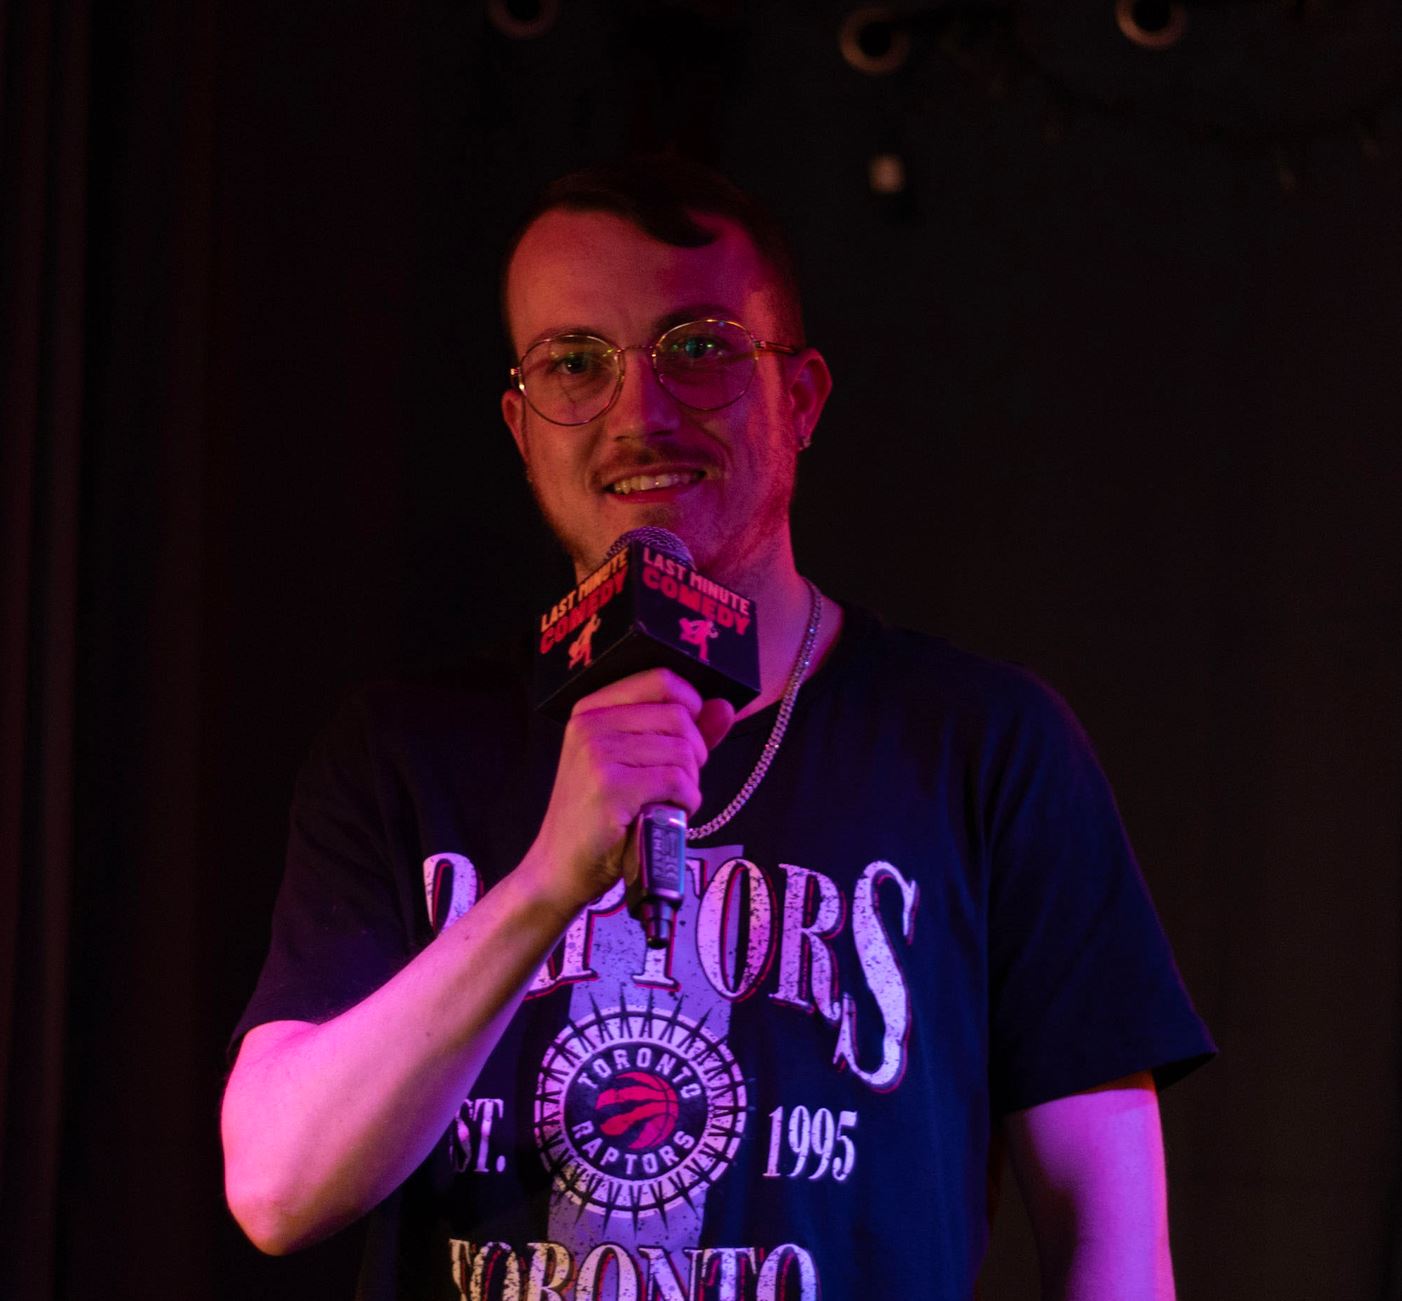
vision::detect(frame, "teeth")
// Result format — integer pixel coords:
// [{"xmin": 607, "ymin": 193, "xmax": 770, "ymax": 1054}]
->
[{"xmin": 609, "ymin": 471, "xmax": 702, "ymax": 496}]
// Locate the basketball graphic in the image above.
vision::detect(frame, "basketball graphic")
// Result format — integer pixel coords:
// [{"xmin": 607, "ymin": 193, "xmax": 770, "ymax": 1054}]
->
[
  {"xmin": 597, "ymin": 1071, "xmax": 679, "ymax": 1150},
  {"xmin": 534, "ymin": 994, "xmax": 747, "ymax": 1223}
]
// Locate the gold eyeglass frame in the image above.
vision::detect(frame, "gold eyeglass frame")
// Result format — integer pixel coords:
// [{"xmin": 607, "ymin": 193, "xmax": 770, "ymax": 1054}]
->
[{"xmin": 510, "ymin": 317, "xmax": 799, "ymax": 427}]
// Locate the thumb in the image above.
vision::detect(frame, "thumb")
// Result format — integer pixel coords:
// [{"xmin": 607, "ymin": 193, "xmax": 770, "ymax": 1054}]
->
[{"xmin": 697, "ymin": 697, "xmax": 736, "ymax": 754}]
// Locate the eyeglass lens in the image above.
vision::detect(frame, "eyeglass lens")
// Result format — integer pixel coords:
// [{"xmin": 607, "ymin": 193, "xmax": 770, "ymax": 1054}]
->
[{"xmin": 519, "ymin": 320, "xmax": 759, "ymax": 425}]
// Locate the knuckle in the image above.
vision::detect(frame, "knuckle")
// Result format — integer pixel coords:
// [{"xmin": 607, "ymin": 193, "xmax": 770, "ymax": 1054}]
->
[
  {"xmin": 575, "ymin": 729, "xmax": 608, "ymax": 764},
  {"xmin": 656, "ymin": 668, "xmax": 700, "ymax": 707},
  {"xmin": 565, "ymin": 708, "xmax": 602, "ymax": 741},
  {"xmin": 662, "ymin": 701, "xmax": 696, "ymax": 732},
  {"xmin": 664, "ymin": 763, "xmax": 700, "ymax": 801},
  {"xmin": 663, "ymin": 737, "xmax": 699, "ymax": 770}
]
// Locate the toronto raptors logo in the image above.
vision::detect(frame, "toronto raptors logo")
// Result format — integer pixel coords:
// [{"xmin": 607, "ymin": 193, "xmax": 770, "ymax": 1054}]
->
[
  {"xmin": 534, "ymin": 993, "xmax": 747, "ymax": 1223},
  {"xmin": 596, "ymin": 1070, "xmax": 679, "ymax": 1149}
]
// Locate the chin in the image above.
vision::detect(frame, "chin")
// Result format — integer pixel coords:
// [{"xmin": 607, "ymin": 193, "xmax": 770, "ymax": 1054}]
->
[{"xmin": 684, "ymin": 535, "xmax": 757, "ymax": 593}]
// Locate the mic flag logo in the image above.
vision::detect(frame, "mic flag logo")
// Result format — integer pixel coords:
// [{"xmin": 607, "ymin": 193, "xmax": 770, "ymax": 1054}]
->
[
  {"xmin": 678, "ymin": 617, "xmax": 718, "ymax": 663},
  {"xmin": 568, "ymin": 613, "xmax": 603, "ymax": 670}
]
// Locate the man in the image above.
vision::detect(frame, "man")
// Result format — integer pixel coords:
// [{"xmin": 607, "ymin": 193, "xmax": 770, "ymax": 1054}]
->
[{"xmin": 223, "ymin": 158, "xmax": 1213, "ymax": 1300}]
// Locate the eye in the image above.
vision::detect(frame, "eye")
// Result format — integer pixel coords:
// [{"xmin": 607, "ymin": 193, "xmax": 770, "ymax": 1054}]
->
[
  {"xmin": 661, "ymin": 324, "xmax": 746, "ymax": 368},
  {"xmin": 676, "ymin": 334, "xmax": 722, "ymax": 361},
  {"xmin": 550, "ymin": 350, "xmax": 598, "ymax": 376},
  {"xmin": 524, "ymin": 336, "xmax": 614, "ymax": 386}
]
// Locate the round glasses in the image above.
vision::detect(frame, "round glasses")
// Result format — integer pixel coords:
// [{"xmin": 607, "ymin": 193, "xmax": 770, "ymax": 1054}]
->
[{"xmin": 510, "ymin": 318, "xmax": 798, "ymax": 427}]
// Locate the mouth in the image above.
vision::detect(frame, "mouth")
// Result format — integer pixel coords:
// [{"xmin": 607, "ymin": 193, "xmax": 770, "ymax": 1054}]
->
[{"xmin": 603, "ymin": 468, "xmax": 708, "ymax": 497}]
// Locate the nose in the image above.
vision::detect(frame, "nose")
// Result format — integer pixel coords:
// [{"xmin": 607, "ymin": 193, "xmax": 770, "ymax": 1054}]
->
[{"xmin": 604, "ymin": 345, "xmax": 681, "ymax": 441}]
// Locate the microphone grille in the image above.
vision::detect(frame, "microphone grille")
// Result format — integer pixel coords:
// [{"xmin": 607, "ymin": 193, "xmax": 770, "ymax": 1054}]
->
[{"xmin": 604, "ymin": 528, "xmax": 695, "ymax": 569}]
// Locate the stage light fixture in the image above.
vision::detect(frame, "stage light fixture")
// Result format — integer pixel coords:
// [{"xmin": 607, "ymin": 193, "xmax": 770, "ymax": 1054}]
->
[
  {"xmin": 487, "ymin": 0, "xmax": 559, "ymax": 40},
  {"xmin": 839, "ymin": 7, "xmax": 912, "ymax": 76},
  {"xmin": 1115, "ymin": 0, "xmax": 1187, "ymax": 49},
  {"xmin": 868, "ymin": 152, "xmax": 908, "ymax": 194}
]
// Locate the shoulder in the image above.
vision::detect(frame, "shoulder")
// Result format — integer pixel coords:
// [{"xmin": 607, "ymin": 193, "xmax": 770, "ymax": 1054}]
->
[
  {"xmin": 821, "ymin": 605, "xmax": 1108, "ymax": 825},
  {"xmin": 831, "ymin": 603, "xmax": 1079, "ymax": 740}
]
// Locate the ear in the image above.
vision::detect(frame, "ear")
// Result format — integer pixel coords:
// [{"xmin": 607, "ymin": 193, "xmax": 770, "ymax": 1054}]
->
[
  {"xmin": 786, "ymin": 347, "xmax": 833, "ymax": 449},
  {"xmin": 502, "ymin": 387, "xmax": 527, "ymax": 460}
]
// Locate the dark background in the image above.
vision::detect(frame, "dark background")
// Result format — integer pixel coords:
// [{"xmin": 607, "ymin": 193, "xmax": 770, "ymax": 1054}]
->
[{"xmin": 4, "ymin": 1, "xmax": 1400, "ymax": 1297}]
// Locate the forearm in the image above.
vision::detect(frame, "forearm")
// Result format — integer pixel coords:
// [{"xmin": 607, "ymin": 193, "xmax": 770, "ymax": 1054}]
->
[
  {"xmin": 223, "ymin": 670, "xmax": 733, "ymax": 1255},
  {"xmin": 1005, "ymin": 1073, "xmax": 1175, "ymax": 1301},
  {"xmin": 221, "ymin": 851, "xmax": 573, "ymax": 1254}
]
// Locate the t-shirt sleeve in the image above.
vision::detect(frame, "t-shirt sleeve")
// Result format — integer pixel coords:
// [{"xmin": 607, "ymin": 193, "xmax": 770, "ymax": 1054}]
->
[
  {"xmin": 986, "ymin": 672, "xmax": 1215, "ymax": 1114},
  {"xmin": 228, "ymin": 693, "xmax": 414, "ymax": 1058}
]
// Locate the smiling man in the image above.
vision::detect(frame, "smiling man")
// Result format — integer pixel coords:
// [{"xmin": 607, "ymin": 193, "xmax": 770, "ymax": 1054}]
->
[
  {"xmin": 222, "ymin": 158, "xmax": 1213, "ymax": 1300},
  {"xmin": 499, "ymin": 184, "xmax": 838, "ymax": 704}
]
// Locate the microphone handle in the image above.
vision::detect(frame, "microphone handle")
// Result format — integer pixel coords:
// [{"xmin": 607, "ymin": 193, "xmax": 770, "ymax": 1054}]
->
[{"xmin": 629, "ymin": 803, "xmax": 687, "ymax": 948}]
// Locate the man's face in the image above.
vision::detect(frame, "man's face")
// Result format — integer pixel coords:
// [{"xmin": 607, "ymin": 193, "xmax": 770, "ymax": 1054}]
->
[{"xmin": 501, "ymin": 208, "xmax": 829, "ymax": 590}]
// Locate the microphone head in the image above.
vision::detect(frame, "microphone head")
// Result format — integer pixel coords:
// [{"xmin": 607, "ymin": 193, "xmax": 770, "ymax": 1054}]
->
[{"xmin": 604, "ymin": 527, "xmax": 694, "ymax": 570}]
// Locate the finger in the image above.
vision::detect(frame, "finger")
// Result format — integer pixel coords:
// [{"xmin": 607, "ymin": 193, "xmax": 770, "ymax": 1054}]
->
[
  {"xmin": 569, "ymin": 702, "xmax": 708, "ymax": 770},
  {"xmin": 604, "ymin": 760, "xmax": 703, "ymax": 819},
  {"xmin": 569, "ymin": 668, "xmax": 704, "ymax": 718},
  {"xmin": 696, "ymin": 698, "xmax": 736, "ymax": 754},
  {"xmin": 600, "ymin": 732, "xmax": 703, "ymax": 783}
]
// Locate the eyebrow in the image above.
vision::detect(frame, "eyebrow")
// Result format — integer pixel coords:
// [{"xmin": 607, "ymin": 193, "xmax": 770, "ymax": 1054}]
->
[
  {"xmin": 525, "ymin": 303, "xmax": 744, "ymax": 350},
  {"xmin": 655, "ymin": 303, "xmax": 741, "ymax": 331}
]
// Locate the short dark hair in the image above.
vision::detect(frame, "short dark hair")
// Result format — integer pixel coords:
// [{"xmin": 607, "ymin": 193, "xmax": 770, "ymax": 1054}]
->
[{"xmin": 501, "ymin": 155, "xmax": 806, "ymax": 350}]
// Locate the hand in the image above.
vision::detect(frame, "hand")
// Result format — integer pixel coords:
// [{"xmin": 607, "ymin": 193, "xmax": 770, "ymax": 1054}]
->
[{"xmin": 525, "ymin": 669, "xmax": 735, "ymax": 915}]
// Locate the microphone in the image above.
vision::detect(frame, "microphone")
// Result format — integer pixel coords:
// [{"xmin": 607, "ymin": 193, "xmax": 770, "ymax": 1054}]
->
[{"xmin": 534, "ymin": 528, "xmax": 760, "ymax": 947}]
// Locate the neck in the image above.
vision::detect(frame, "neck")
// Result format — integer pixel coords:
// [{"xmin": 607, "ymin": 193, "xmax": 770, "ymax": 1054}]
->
[{"xmin": 731, "ymin": 561, "xmax": 842, "ymax": 721}]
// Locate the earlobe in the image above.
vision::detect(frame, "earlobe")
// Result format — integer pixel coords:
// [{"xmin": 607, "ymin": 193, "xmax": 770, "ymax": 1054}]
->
[
  {"xmin": 788, "ymin": 348, "xmax": 833, "ymax": 451},
  {"xmin": 502, "ymin": 389, "xmax": 527, "ymax": 459}
]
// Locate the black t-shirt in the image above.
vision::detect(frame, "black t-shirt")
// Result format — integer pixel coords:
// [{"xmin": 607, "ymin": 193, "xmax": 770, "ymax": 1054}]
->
[{"xmin": 234, "ymin": 606, "xmax": 1214, "ymax": 1300}]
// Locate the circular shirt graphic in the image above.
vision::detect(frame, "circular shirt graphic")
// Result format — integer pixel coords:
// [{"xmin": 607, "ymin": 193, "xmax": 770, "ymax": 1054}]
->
[{"xmin": 534, "ymin": 998, "xmax": 747, "ymax": 1221}]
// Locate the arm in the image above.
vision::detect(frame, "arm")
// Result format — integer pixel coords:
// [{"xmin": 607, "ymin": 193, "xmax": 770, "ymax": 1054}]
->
[
  {"xmin": 221, "ymin": 669, "xmax": 733, "ymax": 1255},
  {"xmin": 1002, "ymin": 1071, "xmax": 1175, "ymax": 1301}
]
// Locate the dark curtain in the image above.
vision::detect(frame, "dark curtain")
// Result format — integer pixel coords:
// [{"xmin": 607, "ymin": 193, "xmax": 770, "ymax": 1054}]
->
[
  {"xmin": 2, "ymin": 0, "xmax": 220, "ymax": 1294},
  {"xmin": 3, "ymin": 2, "xmax": 1400, "ymax": 1298},
  {"xmin": 0, "ymin": 2, "xmax": 88, "ymax": 1294}
]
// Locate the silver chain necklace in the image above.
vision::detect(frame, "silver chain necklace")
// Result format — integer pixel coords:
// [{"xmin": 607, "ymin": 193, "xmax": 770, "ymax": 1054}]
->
[{"xmin": 688, "ymin": 577, "xmax": 822, "ymax": 841}]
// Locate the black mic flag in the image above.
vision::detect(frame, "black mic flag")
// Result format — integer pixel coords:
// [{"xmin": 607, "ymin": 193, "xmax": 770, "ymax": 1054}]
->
[{"xmin": 534, "ymin": 529, "xmax": 760, "ymax": 947}]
